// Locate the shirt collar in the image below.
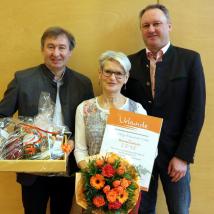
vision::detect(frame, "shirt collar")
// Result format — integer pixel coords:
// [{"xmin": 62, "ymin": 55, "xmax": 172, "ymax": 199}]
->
[
  {"xmin": 146, "ymin": 41, "xmax": 170, "ymax": 55},
  {"xmin": 41, "ymin": 64, "xmax": 66, "ymax": 84},
  {"xmin": 53, "ymin": 69, "xmax": 65, "ymax": 83}
]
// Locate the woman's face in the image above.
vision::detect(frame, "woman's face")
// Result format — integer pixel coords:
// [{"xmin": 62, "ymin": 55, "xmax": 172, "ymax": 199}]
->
[{"xmin": 99, "ymin": 59, "xmax": 128, "ymax": 94}]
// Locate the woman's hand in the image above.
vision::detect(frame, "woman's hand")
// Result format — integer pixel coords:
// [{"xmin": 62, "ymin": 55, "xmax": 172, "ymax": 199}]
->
[{"xmin": 78, "ymin": 160, "xmax": 88, "ymax": 170}]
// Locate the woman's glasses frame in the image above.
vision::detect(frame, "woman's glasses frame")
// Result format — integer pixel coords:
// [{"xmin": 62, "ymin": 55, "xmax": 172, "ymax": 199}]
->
[{"xmin": 101, "ymin": 69, "xmax": 125, "ymax": 80}]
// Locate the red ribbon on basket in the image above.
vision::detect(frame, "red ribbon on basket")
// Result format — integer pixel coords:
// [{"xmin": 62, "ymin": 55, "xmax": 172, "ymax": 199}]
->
[{"xmin": 20, "ymin": 123, "xmax": 60, "ymax": 135}]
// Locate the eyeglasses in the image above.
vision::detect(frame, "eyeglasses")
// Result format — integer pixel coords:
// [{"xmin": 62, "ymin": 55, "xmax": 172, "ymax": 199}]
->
[{"xmin": 102, "ymin": 69, "xmax": 125, "ymax": 79}]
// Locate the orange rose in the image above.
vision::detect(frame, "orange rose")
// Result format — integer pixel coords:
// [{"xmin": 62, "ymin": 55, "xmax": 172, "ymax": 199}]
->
[
  {"xmin": 112, "ymin": 180, "xmax": 121, "ymax": 188},
  {"xmin": 117, "ymin": 166, "xmax": 125, "ymax": 175},
  {"xmin": 120, "ymin": 178, "xmax": 131, "ymax": 189},
  {"xmin": 114, "ymin": 186, "xmax": 124, "ymax": 194},
  {"xmin": 107, "ymin": 156, "xmax": 116, "ymax": 165},
  {"xmin": 106, "ymin": 189, "xmax": 118, "ymax": 203},
  {"xmin": 103, "ymin": 185, "xmax": 111, "ymax": 194},
  {"xmin": 92, "ymin": 195, "xmax": 105, "ymax": 207},
  {"xmin": 95, "ymin": 158, "xmax": 104, "ymax": 168}
]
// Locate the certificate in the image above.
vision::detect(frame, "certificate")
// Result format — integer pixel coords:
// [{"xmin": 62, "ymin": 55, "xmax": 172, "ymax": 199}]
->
[{"xmin": 100, "ymin": 108, "xmax": 163, "ymax": 191}]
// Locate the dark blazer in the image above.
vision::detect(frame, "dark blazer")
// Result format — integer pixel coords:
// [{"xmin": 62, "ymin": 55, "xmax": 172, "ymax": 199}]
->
[
  {"xmin": 123, "ymin": 45, "xmax": 205, "ymax": 165},
  {"xmin": 0, "ymin": 64, "xmax": 94, "ymax": 185}
]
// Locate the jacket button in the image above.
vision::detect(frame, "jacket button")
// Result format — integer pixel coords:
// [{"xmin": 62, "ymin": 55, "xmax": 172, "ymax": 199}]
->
[
  {"xmin": 148, "ymin": 100, "xmax": 152, "ymax": 104},
  {"xmin": 146, "ymin": 81, "xmax": 150, "ymax": 86}
]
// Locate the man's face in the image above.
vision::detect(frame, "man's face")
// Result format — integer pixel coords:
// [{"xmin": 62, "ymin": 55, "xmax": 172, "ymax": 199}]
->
[
  {"xmin": 140, "ymin": 8, "xmax": 171, "ymax": 52},
  {"xmin": 42, "ymin": 34, "xmax": 72, "ymax": 74}
]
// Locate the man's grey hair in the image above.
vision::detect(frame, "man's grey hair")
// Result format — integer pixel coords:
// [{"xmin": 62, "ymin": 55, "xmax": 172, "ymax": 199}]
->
[{"xmin": 99, "ymin": 50, "xmax": 131, "ymax": 74}]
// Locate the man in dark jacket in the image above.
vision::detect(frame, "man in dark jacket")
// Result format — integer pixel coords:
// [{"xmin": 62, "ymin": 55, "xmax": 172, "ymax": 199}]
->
[
  {"xmin": 0, "ymin": 26, "xmax": 94, "ymax": 214},
  {"xmin": 122, "ymin": 4, "xmax": 205, "ymax": 214}
]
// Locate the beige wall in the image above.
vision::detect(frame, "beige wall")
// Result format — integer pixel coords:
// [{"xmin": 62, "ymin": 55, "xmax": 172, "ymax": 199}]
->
[{"xmin": 0, "ymin": 0, "xmax": 213, "ymax": 213}]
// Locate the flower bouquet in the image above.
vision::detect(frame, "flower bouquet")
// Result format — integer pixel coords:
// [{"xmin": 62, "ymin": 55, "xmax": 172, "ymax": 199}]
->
[{"xmin": 76, "ymin": 153, "xmax": 140, "ymax": 214}]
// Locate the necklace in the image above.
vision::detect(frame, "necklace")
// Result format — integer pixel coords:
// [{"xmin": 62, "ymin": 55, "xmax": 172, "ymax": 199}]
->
[{"xmin": 98, "ymin": 94, "xmax": 126, "ymax": 110}]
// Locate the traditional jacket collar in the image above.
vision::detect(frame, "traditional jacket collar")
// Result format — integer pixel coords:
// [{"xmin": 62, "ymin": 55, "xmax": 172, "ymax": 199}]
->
[{"xmin": 40, "ymin": 64, "xmax": 68, "ymax": 85}]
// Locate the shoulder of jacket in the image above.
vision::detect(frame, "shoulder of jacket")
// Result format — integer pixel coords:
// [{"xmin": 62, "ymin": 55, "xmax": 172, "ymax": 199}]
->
[
  {"xmin": 128, "ymin": 49, "xmax": 145, "ymax": 59},
  {"xmin": 15, "ymin": 65, "xmax": 42, "ymax": 79},
  {"xmin": 170, "ymin": 45, "xmax": 200, "ymax": 57},
  {"xmin": 66, "ymin": 67, "xmax": 91, "ymax": 83}
]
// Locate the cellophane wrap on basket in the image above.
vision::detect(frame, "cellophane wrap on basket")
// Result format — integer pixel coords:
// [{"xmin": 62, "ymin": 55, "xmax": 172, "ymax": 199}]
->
[
  {"xmin": 0, "ymin": 92, "xmax": 71, "ymax": 161},
  {"xmin": 75, "ymin": 153, "xmax": 140, "ymax": 214}
]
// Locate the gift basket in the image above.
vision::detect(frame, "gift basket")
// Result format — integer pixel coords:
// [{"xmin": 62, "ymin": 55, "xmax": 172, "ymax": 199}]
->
[
  {"xmin": 0, "ymin": 92, "xmax": 71, "ymax": 172},
  {"xmin": 75, "ymin": 153, "xmax": 140, "ymax": 214}
]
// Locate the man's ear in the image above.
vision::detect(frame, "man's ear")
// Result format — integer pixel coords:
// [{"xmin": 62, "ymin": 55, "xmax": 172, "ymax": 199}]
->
[
  {"xmin": 168, "ymin": 22, "xmax": 172, "ymax": 32},
  {"xmin": 68, "ymin": 50, "xmax": 73, "ymax": 57}
]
